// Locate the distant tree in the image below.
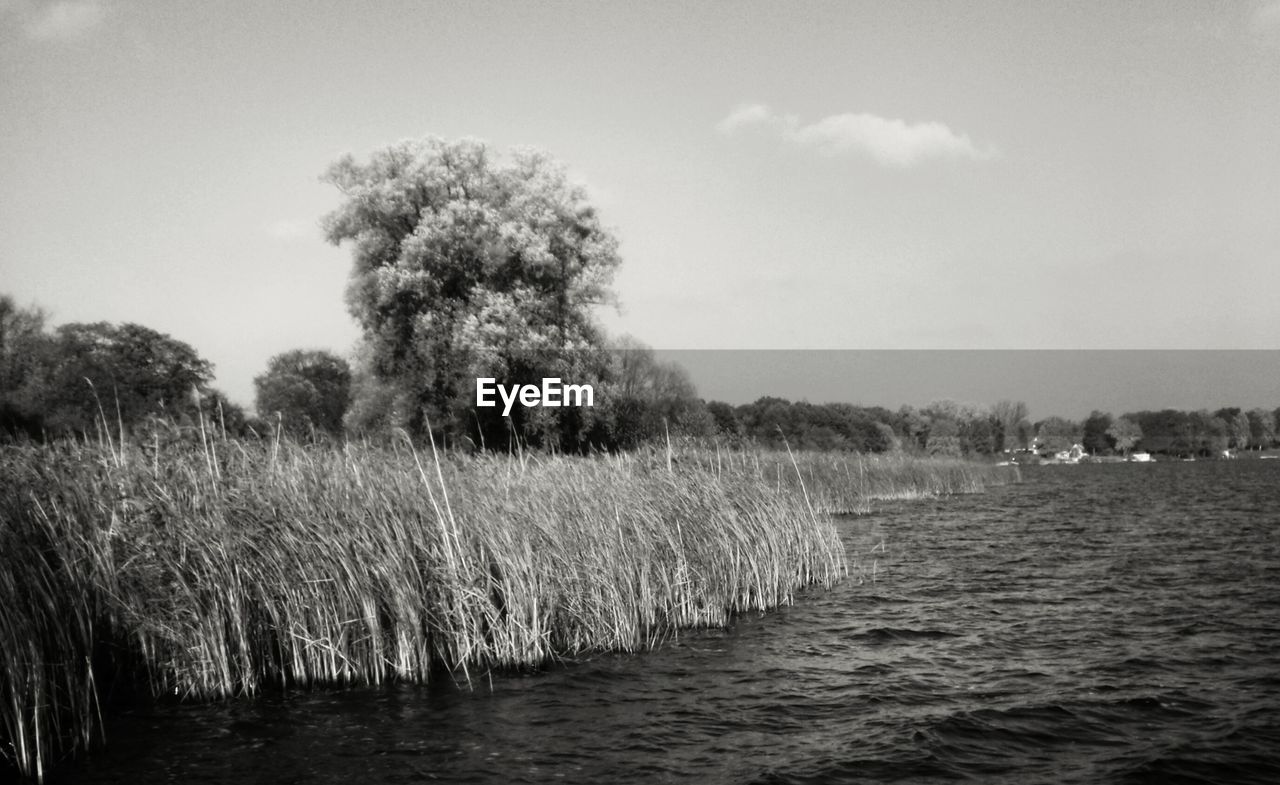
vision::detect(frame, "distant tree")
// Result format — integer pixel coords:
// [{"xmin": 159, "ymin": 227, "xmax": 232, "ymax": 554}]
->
[
  {"xmin": 1246, "ymin": 408, "xmax": 1276, "ymax": 450},
  {"xmin": 195, "ymin": 389, "xmax": 252, "ymax": 438},
  {"xmin": 1228, "ymin": 411, "xmax": 1252, "ymax": 451},
  {"xmin": 705, "ymin": 400, "xmax": 742, "ymax": 438},
  {"xmin": 32, "ymin": 321, "xmax": 213, "ymax": 435},
  {"xmin": 1214, "ymin": 407, "xmax": 1250, "ymax": 449},
  {"xmin": 594, "ymin": 337, "xmax": 712, "ymax": 449},
  {"xmin": 730, "ymin": 398, "xmax": 898, "ymax": 453},
  {"xmin": 923, "ymin": 399, "xmax": 963, "ymax": 422},
  {"xmin": 919, "ymin": 399, "xmax": 998, "ymax": 455},
  {"xmin": 959, "ymin": 412, "xmax": 998, "ymax": 455},
  {"xmin": 0, "ymin": 295, "xmax": 51, "ymax": 437},
  {"xmin": 1082, "ymin": 410, "xmax": 1114, "ymax": 455},
  {"xmin": 798, "ymin": 403, "xmax": 841, "ymax": 450},
  {"xmin": 991, "ymin": 399, "xmax": 1031, "ymax": 451},
  {"xmin": 802, "ymin": 424, "xmax": 842, "ymax": 451},
  {"xmin": 254, "ymin": 350, "xmax": 352, "ymax": 437},
  {"xmin": 737, "ymin": 396, "xmax": 797, "ymax": 449},
  {"xmin": 872, "ymin": 421, "xmax": 902, "ymax": 452},
  {"xmin": 1014, "ymin": 419, "xmax": 1035, "ymax": 451},
  {"xmin": 1132, "ymin": 410, "xmax": 1193, "ymax": 456},
  {"xmin": 0, "ymin": 295, "xmax": 47, "ymax": 380},
  {"xmin": 323, "ymin": 136, "xmax": 621, "ymax": 443},
  {"xmin": 1106, "ymin": 416, "xmax": 1143, "ymax": 455},
  {"xmin": 925, "ymin": 417, "xmax": 962, "ymax": 456},
  {"xmin": 837, "ymin": 405, "xmax": 897, "ymax": 453},
  {"xmin": 921, "ymin": 400, "xmax": 965, "ymax": 455},
  {"xmin": 1188, "ymin": 410, "xmax": 1230, "ymax": 456},
  {"xmin": 342, "ymin": 349, "xmax": 408, "ymax": 439},
  {"xmin": 896, "ymin": 405, "xmax": 930, "ymax": 452},
  {"xmin": 1035, "ymin": 416, "xmax": 1082, "ymax": 453}
]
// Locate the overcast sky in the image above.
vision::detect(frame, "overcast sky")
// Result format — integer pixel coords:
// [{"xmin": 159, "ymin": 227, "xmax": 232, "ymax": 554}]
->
[{"xmin": 3, "ymin": 1, "xmax": 1278, "ymax": 418}]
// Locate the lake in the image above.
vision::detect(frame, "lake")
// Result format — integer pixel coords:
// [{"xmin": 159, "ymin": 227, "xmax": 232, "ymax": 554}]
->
[{"xmin": 48, "ymin": 460, "xmax": 1280, "ymax": 784}]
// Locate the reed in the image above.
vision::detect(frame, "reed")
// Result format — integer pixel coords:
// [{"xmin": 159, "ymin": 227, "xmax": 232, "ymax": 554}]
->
[{"xmin": 0, "ymin": 435, "xmax": 846, "ymax": 780}]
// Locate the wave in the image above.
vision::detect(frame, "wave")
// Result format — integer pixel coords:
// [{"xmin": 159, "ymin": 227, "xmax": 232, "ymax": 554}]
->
[{"xmin": 854, "ymin": 627, "xmax": 962, "ymax": 643}]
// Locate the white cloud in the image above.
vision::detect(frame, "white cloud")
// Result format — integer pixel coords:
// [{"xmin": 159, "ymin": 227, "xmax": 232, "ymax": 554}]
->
[
  {"xmin": 22, "ymin": 0, "xmax": 105, "ymax": 41},
  {"xmin": 717, "ymin": 103, "xmax": 997, "ymax": 167},
  {"xmin": 715, "ymin": 103, "xmax": 779, "ymax": 134}
]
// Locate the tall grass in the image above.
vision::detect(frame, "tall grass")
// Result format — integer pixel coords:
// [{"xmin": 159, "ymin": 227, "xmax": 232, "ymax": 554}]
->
[{"xmin": 0, "ymin": 435, "xmax": 847, "ymax": 780}]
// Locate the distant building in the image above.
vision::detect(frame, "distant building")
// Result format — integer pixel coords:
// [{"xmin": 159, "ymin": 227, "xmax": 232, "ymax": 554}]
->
[{"xmin": 1056, "ymin": 443, "xmax": 1088, "ymax": 463}]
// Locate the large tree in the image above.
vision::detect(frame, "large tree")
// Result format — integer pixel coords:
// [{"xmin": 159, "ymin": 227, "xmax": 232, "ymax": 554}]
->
[
  {"xmin": 254, "ymin": 350, "xmax": 352, "ymax": 437},
  {"xmin": 323, "ymin": 137, "xmax": 621, "ymax": 442}
]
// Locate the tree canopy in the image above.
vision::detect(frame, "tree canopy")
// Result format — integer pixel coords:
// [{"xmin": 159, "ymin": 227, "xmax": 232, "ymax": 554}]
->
[
  {"xmin": 1, "ymin": 307, "xmax": 218, "ymax": 438},
  {"xmin": 0, "ymin": 295, "xmax": 50, "ymax": 437},
  {"xmin": 254, "ymin": 349, "xmax": 352, "ymax": 437},
  {"xmin": 323, "ymin": 137, "xmax": 621, "ymax": 444},
  {"xmin": 39, "ymin": 322, "xmax": 213, "ymax": 433},
  {"xmin": 1082, "ymin": 410, "xmax": 1114, "ymax": 455},
  {"xmin": 1106, "ymin": 416, "xmax": 1143, "ymax": 455},
  {"xmin": 1034, "ymin": 416, "xmax": 1083, "ymax": 453}
]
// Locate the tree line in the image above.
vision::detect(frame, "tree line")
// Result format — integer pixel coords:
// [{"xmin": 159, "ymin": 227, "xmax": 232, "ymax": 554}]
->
[
  {"xmin": 6, "ymin": 292, "xmax": 1277, "ymax": 459},
  {"xmin": 1080, "ymin": 408, "xmax": 1276, "ymax": 458},
  {"xmin": 697, "ymin": 398, "xmax": 1280, "ymax": 458},
  {"xmin": 703, "ymin": 398, "xmax": 1029, "ymax": 455},
  {"xmin": 0, "ymin": 293, "xmax": 708, "ymax": 451}
]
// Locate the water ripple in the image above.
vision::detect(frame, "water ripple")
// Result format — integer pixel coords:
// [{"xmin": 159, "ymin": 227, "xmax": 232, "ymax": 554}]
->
[{"xmin": 48, "ymin": 461, "xmax": 1280, "ymax": 785}]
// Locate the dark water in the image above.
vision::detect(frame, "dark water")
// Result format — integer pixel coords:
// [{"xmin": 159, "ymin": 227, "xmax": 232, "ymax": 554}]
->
[{"xmin": 47, "ymin": 461, "xmax": 1280, "ymax": 784}]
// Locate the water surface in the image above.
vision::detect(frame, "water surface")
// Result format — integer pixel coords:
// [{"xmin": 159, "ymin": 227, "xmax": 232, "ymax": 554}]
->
[{"xmin": 50, "ymin": 461, "xmax": 1280, "ymax": 784}]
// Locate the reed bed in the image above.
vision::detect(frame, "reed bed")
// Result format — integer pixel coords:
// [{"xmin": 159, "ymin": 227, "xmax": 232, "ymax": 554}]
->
[{"xmin": 0, "ymin": 436, "xmax": 846, "ymax": 781}]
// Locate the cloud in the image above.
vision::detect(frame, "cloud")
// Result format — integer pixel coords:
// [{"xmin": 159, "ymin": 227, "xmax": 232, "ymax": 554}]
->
[
  {"xmin": 715, "ymin": 103, "xmax": 778, "ymax": 134},
  {"xmin": 18, "ymin": 0, "xmax": 105, "ymax": 40},
  {"xmin": 717, "ymin": 103, "xmax": 997, "ymax": 167}
]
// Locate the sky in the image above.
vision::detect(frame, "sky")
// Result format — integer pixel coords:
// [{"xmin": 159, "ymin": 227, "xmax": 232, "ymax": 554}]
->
[{"xmin": 2, "ymin": 1, "xmax": 1278, "ymax": 420}]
